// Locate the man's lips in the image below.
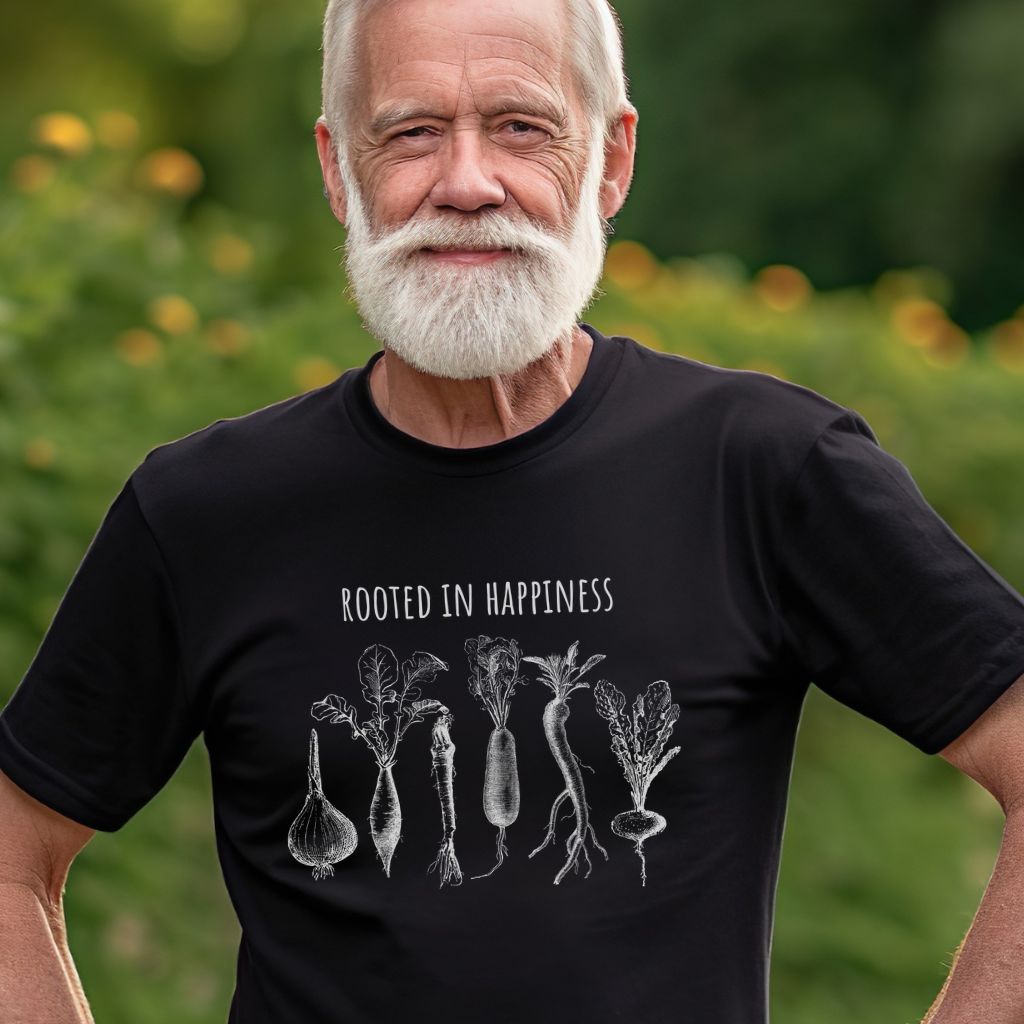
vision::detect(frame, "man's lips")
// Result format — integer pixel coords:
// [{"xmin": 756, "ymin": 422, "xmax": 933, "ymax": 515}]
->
[{"xmin": 419, "ymin": 247, "xmax": 510, "ymax": 265}]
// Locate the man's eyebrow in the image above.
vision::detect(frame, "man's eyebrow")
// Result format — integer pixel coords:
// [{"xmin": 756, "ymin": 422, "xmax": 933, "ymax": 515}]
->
[{"xmin": 369, "ymin": 97, "xmax": 568, "ymax": 135}]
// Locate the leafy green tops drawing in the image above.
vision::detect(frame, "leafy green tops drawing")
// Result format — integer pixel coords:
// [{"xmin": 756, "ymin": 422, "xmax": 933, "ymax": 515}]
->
[{"xmin": 311, "ymin": 643, "xmax": 449, "ymax": 877}]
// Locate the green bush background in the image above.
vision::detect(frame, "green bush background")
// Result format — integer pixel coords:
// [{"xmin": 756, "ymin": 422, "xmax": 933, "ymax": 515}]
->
[{"xmin": 2, "ymin": 3, "xmax": 1024, "ymax": 1022}]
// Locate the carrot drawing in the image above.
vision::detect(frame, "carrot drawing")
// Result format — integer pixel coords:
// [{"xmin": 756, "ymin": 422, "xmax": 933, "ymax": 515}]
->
[
  {"xmin": 312, "ymin": 643, "xmax": 448, "ymax": 877},
  {"xmin": 426, "ymin": 704, "xmax": 462, "ymax": 887},
  {"xmin": 464, "ymin": 635, "xmax": 528, "ymax": 879},
  {"xmin": 593, "ymin": 679, "xmax": 681, "ymax": 886},
  {"xmin": 522, "ymin": 640, "xmax": 609, "ymax": 885}
]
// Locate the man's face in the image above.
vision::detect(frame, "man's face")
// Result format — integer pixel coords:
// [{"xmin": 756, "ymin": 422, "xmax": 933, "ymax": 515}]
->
[{"xmin": 322, "ymin": 0, "xmax": 621, "ymax": 380}]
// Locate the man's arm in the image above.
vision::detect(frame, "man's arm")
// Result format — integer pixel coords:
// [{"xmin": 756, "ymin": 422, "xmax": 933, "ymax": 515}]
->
[
  {"xmin": 0, "ymin": 768, "xmax": 97, "ymax": 1024},
  {"xmin": 921, "ymin": 669, "xmax": 1024, "ymax": 1024}
]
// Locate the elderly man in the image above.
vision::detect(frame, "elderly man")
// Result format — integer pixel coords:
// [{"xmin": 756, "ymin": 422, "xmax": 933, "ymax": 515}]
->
[{"xmin": 3, "ymin": 0, "xmax": 1024, "ymax": 1022}]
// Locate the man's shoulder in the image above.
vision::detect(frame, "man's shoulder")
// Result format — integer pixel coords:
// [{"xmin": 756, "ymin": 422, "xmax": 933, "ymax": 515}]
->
[
  {"xmin": 129, "ymin": 376, "xmax": 347, "ymax": 523},
  {"xmin": 617, "ymin": 336, "xmax": 853, "ymax": 453}
]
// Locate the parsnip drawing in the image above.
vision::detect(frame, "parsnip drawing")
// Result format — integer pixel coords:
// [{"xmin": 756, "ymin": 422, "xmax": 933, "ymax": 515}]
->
[
  {"xmin": 287, "ymin": 728, "xmax": 359, "ymax": 880},
  {"xmin": 312, "ymin": 643, "xmax": 448, "ymax": 877},
  {"xmin": 522, "ymin": 640, "xmax": 609, "ymax": 885},
  {"xmin": 427, "ymin": 705, "xmax": 462, "ymax": 887},
  {"xmin": 593, "ymin": 679, "xmax": 681, "ymax": 886},
  {"xmin": 464, "ymin": 635, "xmax": 528, "ymax": 879}
]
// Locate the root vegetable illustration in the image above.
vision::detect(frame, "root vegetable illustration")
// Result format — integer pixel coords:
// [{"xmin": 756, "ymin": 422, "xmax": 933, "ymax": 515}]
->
[
  {"xmin": 427, "ymin": 705, "xmax": 463, "ymax": 887},
  {"xmin": 464, "ymin": 635, "xmax": 528, "ymax": 879},
  {"xmin": 522, "ymin": 640, "xmax": 609, "ymax": 885},
  {"xmin": 312, "ymin": 643, "xmax": 448, "ymax": 877},
  {"xmin": 369, "ymin": 760, "xmax": 402, "ymax": 876},
  {"xmin": 287, "ymin": 728, "xmax": 359, "ymax": 880},
  {"xmin": 593, "ymin": 678, "xmax": 681, "ymax": 886}
]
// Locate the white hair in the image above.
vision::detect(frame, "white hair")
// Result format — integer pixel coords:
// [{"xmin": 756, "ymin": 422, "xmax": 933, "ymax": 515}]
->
[{"xmin": 319, "ymin": 0, "xmax": 630, "ymax": 154}]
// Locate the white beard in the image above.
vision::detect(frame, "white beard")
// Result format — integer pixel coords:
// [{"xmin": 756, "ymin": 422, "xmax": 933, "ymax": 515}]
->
[{"xmin": 337, "ymin": 124, "xmax": 610, "ymax": 380}]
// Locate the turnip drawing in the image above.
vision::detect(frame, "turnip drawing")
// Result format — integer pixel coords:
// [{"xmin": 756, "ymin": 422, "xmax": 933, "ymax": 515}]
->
[
  {"xmin": 522, "ymin": 640, "xmax": 609, "ymax": 885},
  {"xmin": 427, "ymin": 704, "xmax": 463, "ymax": 887},
  {"xmin": 287, "ymin": 728, "xmax": 359, "ymax": 880},
  {"xmin": 593, "ymin": 679, "xmax": 681, "ymax": 886},
  {"xmin": 312, "ymin": 643, "xmax": 448, "ymax": 877},
  {"xmin": 464, "ymin": 635, "xmax": 528, "ymax": 879}
]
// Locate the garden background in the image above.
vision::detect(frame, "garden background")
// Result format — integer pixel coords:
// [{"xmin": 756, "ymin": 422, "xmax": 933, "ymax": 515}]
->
[{"xmin": 2, "ymin": 1, "xmax": 1023, "ymax": 1021}]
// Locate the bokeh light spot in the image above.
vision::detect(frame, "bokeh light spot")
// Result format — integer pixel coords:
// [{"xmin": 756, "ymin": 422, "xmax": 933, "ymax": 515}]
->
[
  {"xmin": 208, "ymin": 234, "xmax": 254, "ymax": 275},
  {"xmin": 9, "ymin": 154, "xmax": 57, "ymax": 193},
  {"xmin": 294, "ymin": 356, "xmax": 341, "ymax": 392},
  {"xmin": 115, "ymin": 328, "xmax": 164, "ymax": 365},
  {"xmin": 148, "ymin": 295, "xmax": 199, "ymax": 335},
  {"xmin": 137, "ymin": 147, "xmax": 204, "ymax": 198},
  {"xmin": 24, "ymin": 437, "xmax": 57, "ymax": 469},
  {"xmin": 604, "ymin": 240, "xmax": 659, "ymax": 289},
  {"xmin": 31, "ymin": 112, "xmax": 92, "ymax": 156},
  {"xmin": 752, "ymin": 264, "xmax": 811, "ymax": 312},
  {"xmin": 96, "ymin": 110, "xmax": 140, "ymax": 149}
]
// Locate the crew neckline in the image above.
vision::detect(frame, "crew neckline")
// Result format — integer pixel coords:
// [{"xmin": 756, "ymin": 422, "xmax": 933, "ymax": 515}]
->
[{"xmin": 339, "ymin": 322, "xmax": 624, "ymax": 476}]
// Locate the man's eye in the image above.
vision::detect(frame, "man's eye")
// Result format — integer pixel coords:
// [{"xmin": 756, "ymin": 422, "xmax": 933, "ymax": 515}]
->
[
  {"xmin": 396, "ymin": 126, "xmax": 433, "ymax": 139},
  {"xmin": 505, "ymin": 121, "xmax": 545, "ymax": 136}
]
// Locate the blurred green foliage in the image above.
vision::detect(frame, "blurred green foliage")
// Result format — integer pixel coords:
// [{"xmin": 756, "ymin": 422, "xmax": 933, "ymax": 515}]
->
[
  {"xmin": 2, "ymin": 21, "xmax": 1024, "ymax": 1024},
  {"xmin": 4, "ymin": 0, "xmax": 1024, "ymax": 330}
]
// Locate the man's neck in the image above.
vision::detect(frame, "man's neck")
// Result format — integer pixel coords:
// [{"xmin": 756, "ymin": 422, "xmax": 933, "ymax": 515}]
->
[{"xmin": 366, "ymin": 325, "xmax": 594, "ymax": 449}]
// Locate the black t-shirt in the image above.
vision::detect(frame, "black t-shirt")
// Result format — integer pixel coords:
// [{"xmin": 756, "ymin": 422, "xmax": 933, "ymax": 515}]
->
[{"xmin": 3, "ymin": 322, "xmax": 1024, "ymax": 1023}]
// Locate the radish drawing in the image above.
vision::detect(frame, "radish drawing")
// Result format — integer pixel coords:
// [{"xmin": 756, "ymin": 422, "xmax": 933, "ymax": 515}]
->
[
  {"xmin": 312, "ymin": 643, "xmax": 448, "ymax": 877},
  {"xmin": 522, "ymin": 640, "xmax": 609, "ymax": 885},
  {"xmin": 593, "ymin": 678, "xmax": 681, "ymax": 886},
  {"xmin": 464, "ymin": 635, "xmax": 528, "ymax": 879}
]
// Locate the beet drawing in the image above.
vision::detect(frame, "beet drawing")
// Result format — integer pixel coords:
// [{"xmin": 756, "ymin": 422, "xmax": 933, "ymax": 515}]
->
[{"xmin": 593, "ymin": 678, "xmax": 681, "ymax": 886}]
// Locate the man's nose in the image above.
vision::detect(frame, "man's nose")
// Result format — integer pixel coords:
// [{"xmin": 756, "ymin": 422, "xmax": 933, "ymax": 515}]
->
[{"xmin": 427, "ymin": 128, "xmax": 507, "ymax": 212}]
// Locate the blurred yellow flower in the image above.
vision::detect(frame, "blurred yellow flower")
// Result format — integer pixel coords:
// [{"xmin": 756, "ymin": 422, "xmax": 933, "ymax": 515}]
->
[
  {"xmin": 205, "ymin": 318, "xmax": 250, "ymax": 355},
  {"xmin": 294, "ymin": 356, "xmax": 341, "ymax": 391},
  {"xmin": 208, "ymin": 234, "xmax": 254, "ymax": 275},
  {"xmin": 116, "ymin": 328, "xmax": 164, "ymax": 365},
  {"xmin": 24, "ymin": 437, "xmax": 56, "ymax": 469},
  {"xmin": 752, "ymin": 264, "xmax": 811, "ymax": 312},
  {"xmin": 9, "ymin": 154, "xmax": 57, "ymax": 193},
  {"xmin": 991, "ymin": 320, "xmax": 1024, "ymax": 371},
  {"xmin": 96, "ymin": 111, "xmax": 140, "ymax": 149},
  {"xmin": 137, "ymin": 147, "xmax": 204, "ymax": 198},
  {"xmin": 32, "ymin": 112, "xmax": 92, "ymax": 156},
  {"xmin": 920, "ymin": 323, "xmax": 970, "ymax": 368},
  {"xmin": 604, "ymin": 240, "xmax": 659, "ymax": 290},
  {"xmin": 148, "ymin": 295, "xmax": 199, "ymax": 334},
  {"xmin": 891, "ymin": 298, "xmax": 949, "ymax": 348}
]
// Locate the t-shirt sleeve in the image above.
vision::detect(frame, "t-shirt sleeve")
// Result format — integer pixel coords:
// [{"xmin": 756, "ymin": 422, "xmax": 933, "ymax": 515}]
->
[
  {"xmin": 0, "ymin": 473, "xmax": 202, "ymax": 831},
  {"xmin": 774, "ymin": 408, "xmax": 1024, "ymax": 755}
]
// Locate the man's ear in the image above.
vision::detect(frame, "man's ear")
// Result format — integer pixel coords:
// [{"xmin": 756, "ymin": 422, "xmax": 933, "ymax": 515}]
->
[
  {"xmin": 315, "ymin": 116, "xmax": 348, "ymax": 226},
  {"xmin": 599, "ymin": 105, "xmax": 638, "ymax": 221}
]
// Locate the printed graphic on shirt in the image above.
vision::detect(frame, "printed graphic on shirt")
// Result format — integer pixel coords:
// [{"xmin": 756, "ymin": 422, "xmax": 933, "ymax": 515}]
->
[
  {"xmin": 287, "ymin": 728, "xmax": 359, "ymax": 880},
  {"xmin": 291, "ymin": 635, "xmax": 683, "ymax": 888},
  {"xmin": 464, "ymin": 635, "xmax": 528, "ymax": 880},
  {"xmin": 426, "ymin": 706, "xmax": 462, "ymax": 887},
  {"xmin": 310, "ymin": 643, "xmax": 450, "ymax": 877},
  {"xmin": 593, "ymin": 680, "xmax": 681, "ymax": 887},
  {"xmin": 521, "ymin": 640, "xmax": 611, "ymax": 885}
]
